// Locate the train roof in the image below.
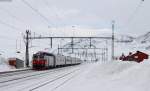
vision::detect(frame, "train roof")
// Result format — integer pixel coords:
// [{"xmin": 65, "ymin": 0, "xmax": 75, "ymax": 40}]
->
[
  {"xmin": 34, "ymin": 51, "xmax": 81, "ymax": 59},
  {"xmin": 35, "ymin": 51, "xmax": 55, "ymax": 56}
]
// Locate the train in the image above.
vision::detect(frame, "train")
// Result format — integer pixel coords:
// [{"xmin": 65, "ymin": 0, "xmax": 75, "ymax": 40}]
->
[{"xmin": 32, "ymin": 51, "xmax": 82, "ymax": 70}]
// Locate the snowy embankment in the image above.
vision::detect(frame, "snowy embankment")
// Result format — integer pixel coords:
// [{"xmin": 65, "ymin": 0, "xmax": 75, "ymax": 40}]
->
[
  {"xmin": 55, "ymin": 60, "xmax": 150, "ymax": 91},
  {"xmin": 0, "ymin": 57, "xmax": 15, "ymax": 72},
  {"xmin": 0, "ymin": 65, "xmax": 16, "ymax": 72}
]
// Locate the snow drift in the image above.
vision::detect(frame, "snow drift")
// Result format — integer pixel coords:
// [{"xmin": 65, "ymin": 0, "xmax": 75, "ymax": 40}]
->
[
  {"xmin": 54, "ymin": 60, "xmax": 150, "ymax": 91},
  {"xmin": 0, "ymin": 57, "xmax": 15, "ymax": 72}
]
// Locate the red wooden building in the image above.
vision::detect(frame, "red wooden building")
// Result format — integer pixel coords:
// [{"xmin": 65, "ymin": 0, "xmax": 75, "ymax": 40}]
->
[
  {"xmin": 119, "ymin": 51, "xmax": 149, "ymax": 63},
  {"xmin": 130, "ymin": 51, "xmax": 149, "ymax": 62}
]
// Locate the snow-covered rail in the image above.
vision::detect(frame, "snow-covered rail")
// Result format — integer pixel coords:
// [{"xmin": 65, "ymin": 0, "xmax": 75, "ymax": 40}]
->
[
  {"xmin": 0, "ymin": 69, "xmax": 33, "ymax": 78},
  {"xmin": 29, "ymin": 68, "xmax": 79, "ymax": 91},
  {"xmin": 0, "ymin": 65, "xmax": 81, "ymax": 91}
]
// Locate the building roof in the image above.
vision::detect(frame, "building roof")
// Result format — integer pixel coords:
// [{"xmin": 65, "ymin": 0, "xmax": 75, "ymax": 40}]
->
[{"xmin": 132, "ymin": 51, "xmax": 149, "ymax": 56}]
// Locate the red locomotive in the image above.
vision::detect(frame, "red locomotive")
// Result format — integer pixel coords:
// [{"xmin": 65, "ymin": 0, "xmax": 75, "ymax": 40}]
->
[{"xmin": 32, "ymin": 51, "xmax": 82, "ymax": 70}]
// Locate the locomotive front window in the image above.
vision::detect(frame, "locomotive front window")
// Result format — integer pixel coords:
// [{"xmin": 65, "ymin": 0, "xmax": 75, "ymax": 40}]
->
[
  {"xmin": 40, "ymin": 55, "xmax": 44, "ymax": 58},
  {"xmin": 33, "ymin": 55, "xmax": 38, "ymax": 59}
]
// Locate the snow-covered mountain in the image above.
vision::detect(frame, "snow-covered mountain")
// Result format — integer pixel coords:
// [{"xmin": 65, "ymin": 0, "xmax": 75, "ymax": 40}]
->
[
  {"xmin": 114, "ymin": 34, "xmax": 135, "ymax": 43},
  {"xmin": 59, "ymin": 33, "xmax": 135, "ymax": 54},
  {"xmin": 135, "ymin": 32, "xmax": 150, "ymax": 43},
  {"xmin": 57, "ymin": 38, "xmax": 110, "ymax": 61},
  {"xmin": 54, "ymin": 32, "xmax": 137, "ymax": 61},
  {"xmin": 54, "ymin": 31, "xmax": 150, "ymax": 58},
  {"xmin": 129, "ymin": 31, "xmax": 150, "ymax": 50}
]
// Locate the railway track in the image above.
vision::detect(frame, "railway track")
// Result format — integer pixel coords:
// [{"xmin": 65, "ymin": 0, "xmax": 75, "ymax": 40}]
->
[
  {"xmin": 0, "ymin": 69, "xmax": 33, "ymax": 78},
  {"xmin": 0, "ymin": 65, "xmax": 81, "ymax": 91},
  {"xmin": 29, "ymin": 68, "xmax": 80, "ymax": 91},
  {"xmin": 0, "ymin": 68, "xmax": 32, "ymax": 74}
]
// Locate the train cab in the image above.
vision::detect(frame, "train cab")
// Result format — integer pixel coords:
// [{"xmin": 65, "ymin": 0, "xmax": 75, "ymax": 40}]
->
[{"xmin": 32, "ymin": 53, "xmax": 46, "ymax": 70}]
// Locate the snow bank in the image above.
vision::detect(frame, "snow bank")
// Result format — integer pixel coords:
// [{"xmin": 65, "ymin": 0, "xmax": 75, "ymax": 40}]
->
[
  {"xmin": 55, "ymin": 60, "xmax": 150, "ymax": 91},
  {"xmin": 0, "ymin": 57, "xmax": 15, "ymax": 72}
]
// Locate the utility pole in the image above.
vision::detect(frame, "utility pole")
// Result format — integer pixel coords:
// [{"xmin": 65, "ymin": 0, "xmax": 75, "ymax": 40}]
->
[
  {"xmin": 112, "ymin": 21, "xmax": 115, "ymax": 61},
  {"xmin": 71, "ymin": 37, "xmax": 74, "ymax": 53},
  {"xmin": 58, "ymin": 45, "xmax": 60, "ymax": 54},
  {"xmin": 25, "ymin": 30, "xmax": 30, "ymax": 67}
]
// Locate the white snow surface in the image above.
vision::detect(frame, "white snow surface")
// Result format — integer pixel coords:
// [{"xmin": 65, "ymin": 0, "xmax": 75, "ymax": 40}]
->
[
  {"xmin": 52, "ymin": 61, "xmax": 150, "ymax": 91},
  {"xmin": 0, "ymin": 57, "xmax": 15, "ymax": 72},
  {"xmin": 0, "ymin": 60, "xmax": 150, "ymax": 91}
]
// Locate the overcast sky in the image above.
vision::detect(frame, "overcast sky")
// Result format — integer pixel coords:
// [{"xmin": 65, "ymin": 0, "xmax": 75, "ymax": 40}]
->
[{"xmin": 0, "ymin": 0, "xmax": 149, "ymax": 58}]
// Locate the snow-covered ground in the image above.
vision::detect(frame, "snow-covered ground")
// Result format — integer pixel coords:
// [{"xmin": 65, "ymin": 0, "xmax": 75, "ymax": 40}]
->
[
  {"xmin": 0, "ymin": 60, "xmax": 150, "ymax": 91},
  {"xmin": 52, "ymin": 60, "xmax": 150, "ymax": 91},
  {"xmin": 0, "ymin": 57, "xmax": 16, "ymax": 72},
  {"xmin": 0, "ymin": 57, "xmax": 28, "ymax": 72}
]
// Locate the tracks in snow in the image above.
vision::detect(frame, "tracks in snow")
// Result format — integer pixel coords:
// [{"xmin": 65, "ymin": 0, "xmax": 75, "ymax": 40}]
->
[
  {"xmin": 0, "ymin": 69, "xmax": 33, "ymax": 78},
  {"xmin": 0, "ymin": 65, "xmax": 82, "ymax": 91},
  {"xmin": 29, "ymin": 68, "xmax": 80, "ymax": 91}
]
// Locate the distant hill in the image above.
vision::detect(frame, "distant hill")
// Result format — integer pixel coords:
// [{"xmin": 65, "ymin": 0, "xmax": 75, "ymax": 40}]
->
[
  {"xmin": 135, "ymin": 32, "xmax": 150, "ymax": 44},
  {"xmin": 114, "ymin": 34, "xmax": 135, "ymax": 43}
]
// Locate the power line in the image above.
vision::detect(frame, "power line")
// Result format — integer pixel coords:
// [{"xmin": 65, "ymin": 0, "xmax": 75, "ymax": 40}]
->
[
  {"xmin": 0, "ymin": 7, "xmax": 24, "ymax": 24},
  {"xmin": 0, "ymin": 19, "xmax": 21, "ymax": 32},
  {"xmin": 0, "ymin": 20, "xmax": 24, "ymax": 40},
  {"xmin": 0, "ymin": 5, "xmax": 53, "ymax": 32},
  {"xmin": 0, "ymin": 7, "xmax": 34, "ymax": 30},
  {"xmin": 42, "ymin": 0, "xmax": 60, "ymax": 27},
  {"xmin": 0, "ymin": 35, "xmax": 17, "ymax": 40},
  {"xmin": 22, "ymin": 0, "xmax": 52, "ymax": 27},
  {"xmin": 126, "ymin": 0, "xmax": 145, "ymax": 26},
  {"xmin": 42, "ymin": 0, "xmax": 62, "ymax": 21}
]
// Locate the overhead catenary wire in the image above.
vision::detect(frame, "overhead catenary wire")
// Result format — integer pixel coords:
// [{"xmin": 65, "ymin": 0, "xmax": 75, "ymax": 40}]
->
[
  {"xmin": 0, "ymin": 2, "xmax": 55, "ymax": 32},
  {"xmin": 126, "ymin": 0, "xmax": 145, "ymax": 26},
  {"xmin": 0, "ymin": 19, "xmax": 22, "ymax": 32},
  {"xmin": 42, "ymin": 0, "xmax": 70, "ymax": 29},
  {"xmin": 0, "ymin": 35, "xmax": 17, "ymax": 40},
  {"xmin": 0, "ymin": 7, "xmax": 34, "ymax": 30},
  {"xmin": 0, "ymin": 7, "xmax": 25, "ymax": 25},
  {"xmin": 21, "ymin": 0, "xmax": 53, "ymax": 27},
  {"xmin": 42, "ymin": 0, "xmax": 63, "ymax": 22},
  {"xmin": 28, "ymin": 32, "xmax": 53, "ymax": 51}
]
